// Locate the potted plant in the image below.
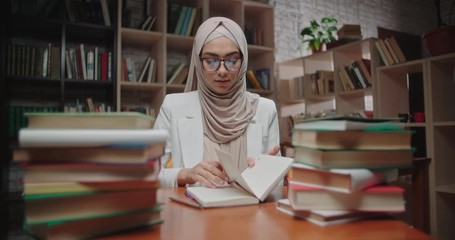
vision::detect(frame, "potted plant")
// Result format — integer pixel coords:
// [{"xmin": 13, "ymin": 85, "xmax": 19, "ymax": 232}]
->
[
  {"xmin": 300, "ymin": 17, "xmax": 338, "ymax": 53},
  {"xmin": 422, "ymin": 0, "xmax": 455, "ymax": 56}
]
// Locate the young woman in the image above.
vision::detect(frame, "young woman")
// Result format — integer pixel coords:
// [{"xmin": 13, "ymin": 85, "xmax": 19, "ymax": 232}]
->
[{"xmin": 154, "ymin": 17, "xmax": 280, "ymax": 187}]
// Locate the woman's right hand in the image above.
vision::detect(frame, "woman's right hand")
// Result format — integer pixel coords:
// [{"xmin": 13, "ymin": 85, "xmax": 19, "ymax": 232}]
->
[{"xmin": 177, "ymin": 160, "xmax": 229, "ymax": 188}]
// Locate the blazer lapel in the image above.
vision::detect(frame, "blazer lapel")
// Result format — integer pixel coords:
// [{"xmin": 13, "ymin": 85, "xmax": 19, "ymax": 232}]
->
[
  {"xmin": 177, "ymin": 113, "xmax": 203, "ymax": 168},
  {"xmin": 246, "ymin": 116, "xmax": 263, "ymax": 158}
]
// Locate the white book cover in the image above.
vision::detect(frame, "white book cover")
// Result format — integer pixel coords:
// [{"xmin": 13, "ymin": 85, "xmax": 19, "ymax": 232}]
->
[
  {"xmin": 146, "ymin": 59, "xmax": 156, "ymax": 83},
  {"xmin": 80, "ymin": 44, "xmax": 87, "ymax": 79},
  {"xmin": 19, "ymin": 129, "xmax": 169, "ymax": 147},
  {"xmin": 86, "ymin": 50, "xmax": 94, "ymax": 80},
  {"xmin": 65, "ymin": 50, "xmax": 72, "ymax": 79}
]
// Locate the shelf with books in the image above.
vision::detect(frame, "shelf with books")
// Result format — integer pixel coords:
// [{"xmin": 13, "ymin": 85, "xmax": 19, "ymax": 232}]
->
[
  {"xmin": 116, "ymin": 0, "xmax": 276, "ymax": 115},
  {"xmin": 375, "ymin": 52, "xmax": 455, "ymax": 239},
  {"xmin": 277, "ymin": 38, "xmax": 379, "ymax": 143}
]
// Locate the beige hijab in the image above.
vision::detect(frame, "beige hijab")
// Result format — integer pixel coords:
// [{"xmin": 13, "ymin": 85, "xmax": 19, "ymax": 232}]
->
[{"xmin": 184, "ymin": 17, "xmax": 259, "ymax": 170}]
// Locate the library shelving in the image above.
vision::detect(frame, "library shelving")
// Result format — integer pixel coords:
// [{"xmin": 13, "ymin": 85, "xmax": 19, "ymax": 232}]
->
[
  {"xmin": 277, "ymin": 38, "xmax": 380, "ymax": 143},
  {"xmin": 376, "ymin": 52, "xmax": 455, "ymax": 240},
  {"xmin": 116, "ymin": 0, "xmax": 276, "ymax": 116}
]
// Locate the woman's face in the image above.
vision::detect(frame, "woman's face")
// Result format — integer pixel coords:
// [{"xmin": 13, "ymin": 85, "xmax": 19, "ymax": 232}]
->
[{"xmin": 200, "ymin": 37, "xmax": 242, "ymax": 94}]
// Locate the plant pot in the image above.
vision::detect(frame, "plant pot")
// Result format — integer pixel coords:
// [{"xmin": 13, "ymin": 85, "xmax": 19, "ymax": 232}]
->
[{"xmin": 422, "ymin": 25, "xmax": 455, "ymax": 57}]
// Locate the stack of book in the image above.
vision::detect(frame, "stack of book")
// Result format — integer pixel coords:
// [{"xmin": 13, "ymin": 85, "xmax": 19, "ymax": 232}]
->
[
  {"xmin": 277, "ymin": 116, "xmax": 414, "ymax": 226},
  {"xmin": 13, "ymin": 112, "xmax": 169, "ymax": 239},
  {"xmin": 337, "ymin": 24, "xmax": 362, "ymax": 40}
]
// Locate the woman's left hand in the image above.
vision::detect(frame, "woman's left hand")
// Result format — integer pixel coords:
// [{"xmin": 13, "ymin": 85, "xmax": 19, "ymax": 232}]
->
[{"xmin": 247, "ymin": 145, "xmax": 281, "ymax": 167}]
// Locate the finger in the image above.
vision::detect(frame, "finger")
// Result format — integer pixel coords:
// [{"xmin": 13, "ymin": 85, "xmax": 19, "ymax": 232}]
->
[
  {"xmin": 247, "ymin": 157, "xmax": 255, "ymax": 167},
  {"xmin": 266, "ymin": 145, "xmax": 281, "ymax": 155},
  {"xmin": 204, "ymin": 161, "xmax": 229, "ymax": 181},
  {"xmin": 197, "ymin": 161, "xmax": 228, "ymax": 185}
]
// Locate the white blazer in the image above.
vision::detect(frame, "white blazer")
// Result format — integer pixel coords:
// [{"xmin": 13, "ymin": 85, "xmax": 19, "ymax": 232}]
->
[{"xmin": 154, "ymin": 91, "xmax": 281, "ymax": 187}]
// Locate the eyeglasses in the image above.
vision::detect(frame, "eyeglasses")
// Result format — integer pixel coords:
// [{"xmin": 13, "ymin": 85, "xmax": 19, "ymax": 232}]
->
[{"xmin": 200, "ymin": 58, "xmax": 243, "ymax": 72}]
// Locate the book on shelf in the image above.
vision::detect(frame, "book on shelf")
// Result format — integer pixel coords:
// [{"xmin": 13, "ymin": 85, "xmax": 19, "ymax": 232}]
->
[
  {"xmin": 255, "ymin": 68, "xmax": 271, "ymax": 90},
  {"xmin": 19, "ymin": 128, "xmax": 169, "ymax": 147},
  {"xmin": 24, "ymin": 189, "xmax": 159, "ymax": 224},
  {"xmin": 291, "ymin": 129, "xmax": 413, "ymax": 150},
  {"xmin": 388, "ymin": 36, "xmax": 406, "ymax": 63},
  {"xmin": 25, "ymin": 208, "xmax": 162, "ymax": 240},
  {"xmin": 355, "ymin": 58, "xmax": 372, "ymax": 86},
  {"xmin": 384, "ymin": 38, "xmax": 400, "ymax": 64},
  {"xmin": 288, "ymin": 183, "xmax": 405, "ymax": 212},
  {"xmin": 24, "ymin": 112, "xmax": 155, "ymax": 129},
  {"xmin": 146, "ymin": 58, "xmax": 157, "ymax": 83},
  {"xmin": 294, "ymin": 116, "xmax": 404, "ymax": 131},
  {"xmin": 293, "ymin": 146, "xmax": 413, "ymax": 169},
  {"xmin": 13, "ymin": 143, "xmax": 165, "ymax": 164},
  {"xmin": 24, "ymin": 180, "xmax": 160, "ymax": 195},
  {"xmin": 336, "ymin": 24, "xmax": 362, "ymax": 39},
  {"xmin": 289, "ymin": 163, "xmax": 398, "ymax": 193},
  {"xmin": 167, "ymin": 62, "xmax": 186, "ymax": 84},
  {"xmin": 137, "ymin": 56, "xmax": 152, "ymax": 83},
  {"xmin": 181, "ymin": 149, "xmax": 294, "ymax": 208},
  {"xmin": 174, "ymin": 5, "xmax": 189, "ymax": 35},
  {"xmin": 374, "ymin": 40, "xmax": 391, "ymax": 66},
  {"xmin": 21, "ymin": 159, "xmax": 161, "ymax": 183},
  {"xmin": 99, "ymin": 0, "xmax": 111, "ymax": 26},
  {"xmin": 351, "ymin": 61, "xmax": 369, "ymax": 88},
  {"xmin": 171, "ymin": 66, "xmax": 189, "ymax": 85},
  {"xmin": 246, "ymin": 70, "xmax": 264, "ymax": 89},
  {"xmin": 338, "ymin": 67, "xmax": 354, "ymax": 91},
  {"xmin": 276, "ymin": 199, "xmax": 379, "ymax": 226},
  {"xmin": 179, "ymin": 6, "xmax": 193, "ymax": 35}
]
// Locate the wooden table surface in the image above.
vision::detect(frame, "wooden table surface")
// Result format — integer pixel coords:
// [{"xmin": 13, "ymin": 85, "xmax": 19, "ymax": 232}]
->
[{"xmin": 99, "ymin": 187, "xmax": 432, "ymax": 240}]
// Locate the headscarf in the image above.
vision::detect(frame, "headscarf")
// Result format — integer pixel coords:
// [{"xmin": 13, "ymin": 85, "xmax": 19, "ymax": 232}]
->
[{"xmin": 184, "ymin": 17, "xmax": 259, "ymax": 170}]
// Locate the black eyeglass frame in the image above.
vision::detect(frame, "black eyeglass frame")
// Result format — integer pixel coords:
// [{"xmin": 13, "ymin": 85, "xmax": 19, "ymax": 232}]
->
[{"xmin": 199, "ymin": 57, "xmax": 244, "ymax": 72}]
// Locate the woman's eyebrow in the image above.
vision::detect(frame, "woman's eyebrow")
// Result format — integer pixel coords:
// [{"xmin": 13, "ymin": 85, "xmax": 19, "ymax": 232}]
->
[{"xmin": 201, "ymin": 51, "xmax": 240, "ymax": 57}]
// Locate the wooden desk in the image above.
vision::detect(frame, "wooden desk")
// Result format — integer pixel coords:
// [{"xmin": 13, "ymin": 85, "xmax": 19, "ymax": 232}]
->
[{"xmin": 99, "ymin": 188, "xmax": 432, "ymax": 240}]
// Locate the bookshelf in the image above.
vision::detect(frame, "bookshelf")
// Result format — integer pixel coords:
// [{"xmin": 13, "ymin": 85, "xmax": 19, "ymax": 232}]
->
[
  {"xmin": 4, "ymin": 0, "xmax": 118, "ymax": 140},
  {"xmin": 116, "ymin": 0, "xmax": 275, "ymax": 116},
  {"xmin": 277, "ymin": 38, "xmax": 380, "ymax": 143},
  {"xmin": 376, "ymin": 52, "xmax": 455, "ymax": 240}
]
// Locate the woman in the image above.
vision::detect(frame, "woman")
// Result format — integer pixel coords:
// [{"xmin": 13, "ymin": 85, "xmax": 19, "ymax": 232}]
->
[{"xmin": 154, "ymin": 17, "xmax": 280, "ymax": 187}]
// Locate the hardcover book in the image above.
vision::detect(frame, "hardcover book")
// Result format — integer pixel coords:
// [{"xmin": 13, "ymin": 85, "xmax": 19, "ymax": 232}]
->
[
  {"xmin": 25, "ymin": 112, "xmax": 155, "ymax": 129},
  {"xmin": 276, "ymin": 198, "xmax": 380, "ymax": 226},
  {"xmin": 25, "ymin": 189, "xmax": 159, "ymax": 224},
  {"xmin": 14, "ymin": 143, "xmax": 165, "ymax": 164},
  {"xmin": 25, "ymin": 209, "xmax": 162, "ymax": 240},
  {"xmin": 293, "ymin": 146, "xmax": 413, "ymax": 169},
  {"xmin": 18, "ymin": 128, "xmax": 169, "ymax": 147},
  {"xmin": 22, "ymin": 159, "xmax": 160, "ymax": 183},
  {"xmin": 292, "ymin": 129, "xmax": 413, "ymax": 150},
  {"xmin": 289, "ymin": 163, "xmax": 398, "ymax": 193},
  {"xmin": 288, "ymin": 184, "xmax": 405, "ymax": 212},
  {"xmin": 293, "ymin": 116, "xmax": 404, "ymax": 131},
  {"xmin": 181, "ymin": 149, "xmax": 293, "ymax": 208}
]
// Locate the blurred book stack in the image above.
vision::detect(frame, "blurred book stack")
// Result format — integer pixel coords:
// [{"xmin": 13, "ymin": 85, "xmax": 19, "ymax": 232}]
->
[
  {"xmin": 14, "ymin": 112, "xmax": 169, "ymax": 239},
  {"xmin": 277, "ymin": 116, "xmax": 414, "ymax": 226},
  {"xmin": 337, "ymin": 24, "xmax": 362, "ymax": 40},
  {"xmin": 327, "ymin": 24, "xmax": 362, "ymax": 49}
]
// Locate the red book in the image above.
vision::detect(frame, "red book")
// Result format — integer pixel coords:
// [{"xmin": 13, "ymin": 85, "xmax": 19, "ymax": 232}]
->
[
  {"xmin": 288, "ymin": 183, "xmax": 405, "ymax": 212},
  {"xmin": 101, "ymin": 51, "xmax": 108, "ymax": 81}
]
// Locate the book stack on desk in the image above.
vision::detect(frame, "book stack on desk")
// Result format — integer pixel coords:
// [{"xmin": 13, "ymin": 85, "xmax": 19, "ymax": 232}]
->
[
  {"xmin": 13, "ymin": 112, "xmax": 169, "ymax": 239},
  {"xmin": 277, "ymin": 116, "xmax": 413, "ymax": 226}
]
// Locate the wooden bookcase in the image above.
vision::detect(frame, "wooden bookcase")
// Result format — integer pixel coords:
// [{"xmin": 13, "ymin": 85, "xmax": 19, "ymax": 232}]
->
[
  {"xmin": 116, "ymin": 0, "xmax": 275, "ymax": 116},
  {"xmin": 4, "ymin": 0, "xmax": 118, "ymax": 140},
  {"xmin": 277, "ymin": 38, "xmax": 380, "ymax": 143},
  {"xmin": 376, "ymin": 52, "xmax": 455, "ymax": 240}
]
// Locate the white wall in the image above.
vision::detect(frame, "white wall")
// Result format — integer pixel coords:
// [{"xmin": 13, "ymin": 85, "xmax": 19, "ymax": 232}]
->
[{"xmin": 272, "ymin": 0, "xmax": 437, "ymax": 62}]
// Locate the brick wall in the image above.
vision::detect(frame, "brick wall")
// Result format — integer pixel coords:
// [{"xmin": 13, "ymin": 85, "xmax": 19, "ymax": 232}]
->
[{"xmin": 272, "ymin": 0, "xmax": 437, "ymax": 62}]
